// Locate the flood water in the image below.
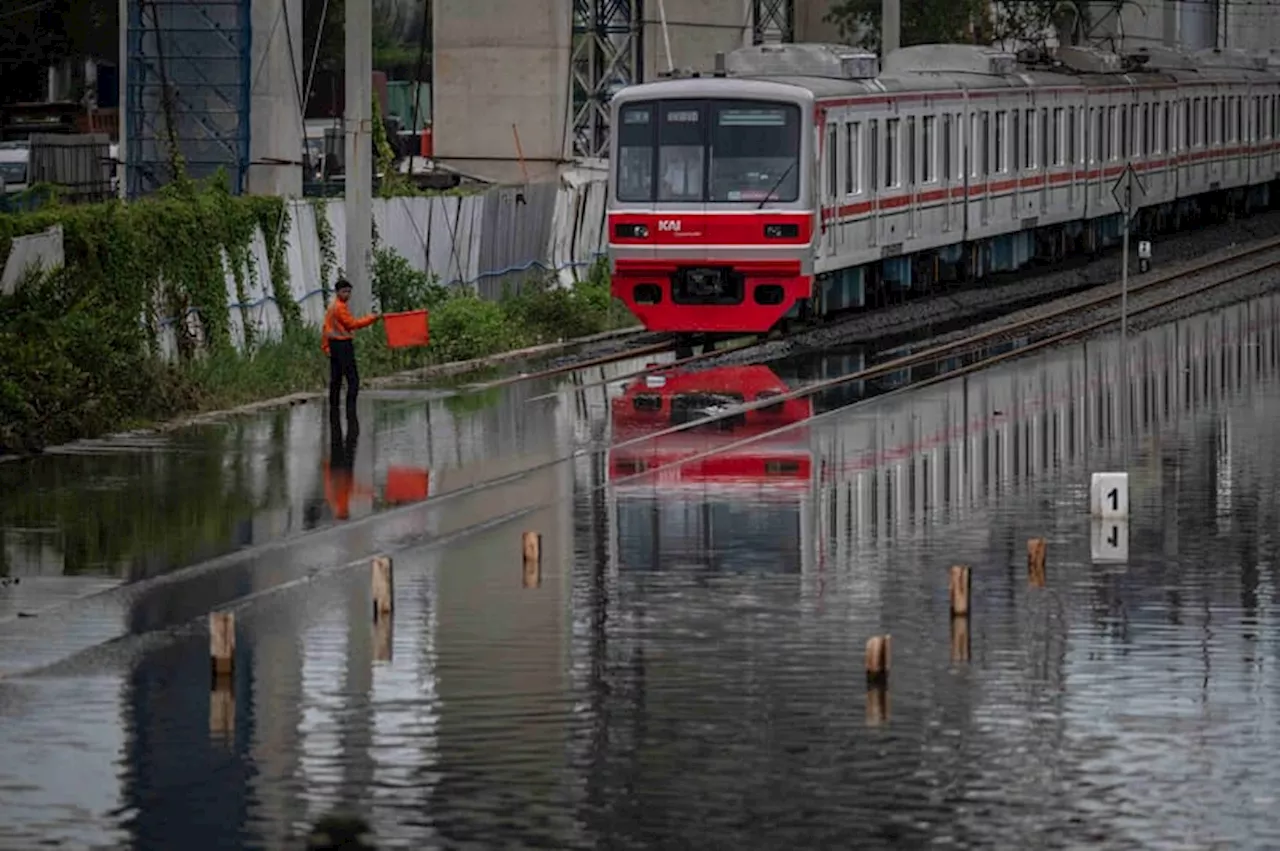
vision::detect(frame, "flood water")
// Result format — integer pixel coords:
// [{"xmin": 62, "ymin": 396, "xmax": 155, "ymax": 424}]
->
[{"xmin": 4, "ymin": 292, "xmax": 1280, "ymax": 848}]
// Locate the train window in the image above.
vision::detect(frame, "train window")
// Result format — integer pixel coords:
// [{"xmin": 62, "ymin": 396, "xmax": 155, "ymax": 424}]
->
[
  {"xmin": 1052, "ymin": 107, "xmax": 1063, "ymax": 165},
  {"xmin": 1106, "ymin": 106, "xmax": 1115, "ymax": 161},
  {"xmin": 1236, "ymin": 97, "xmax": 1243, "ymax": 142},
  {"xmin": 1040, "ymin": 108, "xmax": 1049, "ymax": 168},
  {"xmin": 1024, "ymin": 108, "xmax": 1035, "ymax": 168},
  {"xmin": 1160, "ymin": 102, "xmax": 1169, "ymax": 154},
  {"xmin": 708, "ymin": 101, "xmax": 801, "ymax": 203},
  {"xmin": 981, "ymin": 112, "xmax": 991, "ymax": 177},
  {"xmin": 1012, "ymin": 109, "xmax": 1021, "ymax": 170},
  {"xmin": 825, "ymin": 123, "xmax": 837, "ymax": 199},
  {"xmin": 1141, "ymin": 104, "xmax": 1149, "ymax": 156},
  {"xmin": 1091, "ymin": 107, "xmax": 1100, "ymax": 163},
  {"xmin": 922, "ymin": 115, "xmax": 935, "ymax": 182},
  {"xmin": 970, "ymin": 114, "xmax": 979, "ymax": 178},
  {"xmin": 1185, "ymin": 99, "xmax": 1193, "ymax": 149},
  {"xmin": 907, "ymin": 116, "xmax": 916, "ymax": 185},
  {"xmin": 1067, "ymin": 106, "xmax": 1076, "ymax": 165},
  {"xmin": 616, "ymin": 102, "xmax": 656, "ymax": 202},
  {"xmin": 995, "ymin": 111, "xmax": 1007, "ymax": 172},
  {"xmin": 869, "ymin": 120, "xmax": 879, "ymax": 189},
  {"xmin": 1205, "ymin": 97, "xmax": 1212, "ymax": 146},
  {"xmin": 658, "ymin": 101, "xmax": 704, "ymax": 202},
  {"xmin": 942, "ymin": 114, "xmax": 952, "ymax": 181},
  {"xmin": 885, "ymin": 117, "xmax": 900, "ymax": 187},
  {"xmin": 846, "ymin": 122, "xmax": 861, "ymax": 194}
]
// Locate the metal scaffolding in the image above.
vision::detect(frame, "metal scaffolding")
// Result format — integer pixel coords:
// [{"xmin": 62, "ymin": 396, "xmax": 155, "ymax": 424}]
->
[
  {"xmin": 570, "ymin": 0, "xmax": 643, "ymax": 160},
  {"xmin": 753, "ymin": 0, "xmax": 795, "ymax": 43},
  {"xmin": 125, "ymin": 0, "xmax": 252, "ymax": 197}
]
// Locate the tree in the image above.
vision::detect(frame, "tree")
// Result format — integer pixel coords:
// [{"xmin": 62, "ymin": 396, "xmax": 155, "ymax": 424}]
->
[
  {"xmin": 825, "ymin": 0, "xmax": 988, "ymax": 52},
  {"xmin": 825, "ymin": 0, "xmax": 1073, "ymax": 51},
  {"xmin": 303, "ymin": 0, "xmax": 431, "ymax": 75}
]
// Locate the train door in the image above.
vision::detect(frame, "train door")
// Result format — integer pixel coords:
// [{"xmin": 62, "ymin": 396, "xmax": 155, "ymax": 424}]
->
[
  {"xmin": 942, "ymin": 110, "xmax": 959, "ymax": 233},
  {"xmin": 906, "ymin": 112, "xmax": 918, "ymax": 240},
  {"xmin": 879, "ymin": 103, "xmax": 899, "ymax": 248},
  {"xmin": 820, "ymin": 116, "xmax": 837, "ymax": 260},
  {"xmin": 1067, "ymin": 98, "xmax": 1081, "ymax": 213},
  {"xmin": 1208, "ymin": 88, "xmax": 1223, "ymax": 189},
  {"xmin": 978, "ymin": 110, "xmax": 990, "ymax": 228},
  {"xmin": 868, "ymin": 116, "xmax": 881, "ymax": 248},
  {"xmin": 1039, "ymin": 102, "xmax": 1051, "ymax": 215}
]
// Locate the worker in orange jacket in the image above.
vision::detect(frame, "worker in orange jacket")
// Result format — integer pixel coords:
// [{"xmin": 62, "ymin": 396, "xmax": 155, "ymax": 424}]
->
[{"xmin": 322, "ymin": 279, "xmax": 381, "ymax": 418}]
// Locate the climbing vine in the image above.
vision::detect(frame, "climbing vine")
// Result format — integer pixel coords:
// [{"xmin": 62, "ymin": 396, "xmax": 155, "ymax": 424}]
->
[
  {"xmin": 254, "ymin": 202, "xmax": 301, "ymax": 331},
  {"xmin": 372, "ymin": 94, "xmax": 411, "ymax": 198},
  {"xmin": 312, "ymin": 197, "xmax": 337, "ymax": 303},
  {"xmin": 0, "ymin": 175, "xmax": 301, "ymax": 358}
]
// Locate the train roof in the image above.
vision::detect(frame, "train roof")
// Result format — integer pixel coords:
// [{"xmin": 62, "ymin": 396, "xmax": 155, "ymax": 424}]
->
[{"xmin": 614, "ymin": 42, "xmax": 1280, "ymax": 105}]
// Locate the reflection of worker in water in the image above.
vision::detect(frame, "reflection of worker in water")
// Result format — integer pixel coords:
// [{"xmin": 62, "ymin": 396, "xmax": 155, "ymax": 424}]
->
[{"xmin": 324, "ymin": 413, "xmax": 361, "ymax": 520}]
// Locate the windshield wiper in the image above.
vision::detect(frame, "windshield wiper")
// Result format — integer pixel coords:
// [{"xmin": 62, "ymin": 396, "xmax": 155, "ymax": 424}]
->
[{"xmin": 756, "ymin": 161, "xmax": 796, "ymax": 209}]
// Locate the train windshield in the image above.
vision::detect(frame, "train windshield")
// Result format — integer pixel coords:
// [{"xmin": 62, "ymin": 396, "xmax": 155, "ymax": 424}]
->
[{"xmin": 616, "ymin": 99, "xmax": 801, "ymax": 204}]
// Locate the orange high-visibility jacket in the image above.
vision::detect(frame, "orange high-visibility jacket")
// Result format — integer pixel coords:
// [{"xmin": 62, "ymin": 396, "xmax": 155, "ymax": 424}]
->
[
  {"xmin": 323, "ymin": 463, "xmax": 374, "ymax": 520},
  {"xmin": 322, "ymin": 300, "xmax": 377, "ymax": 354}
]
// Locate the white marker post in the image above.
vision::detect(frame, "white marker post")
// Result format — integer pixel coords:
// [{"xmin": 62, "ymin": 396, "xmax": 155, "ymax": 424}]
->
[
  {"xmin": 1090, "ymin": 471, "xmax": 1130, "ymax": 518},
  {"xmin": 1090, "ymin": 519, "xmax": 1130, "ymax": 563}
]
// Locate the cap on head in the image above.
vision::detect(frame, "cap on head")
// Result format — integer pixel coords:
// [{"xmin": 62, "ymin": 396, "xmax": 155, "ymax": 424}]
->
[{"xmin": 335, "ymin": 279, "xmax": 353, "ymax": 293}]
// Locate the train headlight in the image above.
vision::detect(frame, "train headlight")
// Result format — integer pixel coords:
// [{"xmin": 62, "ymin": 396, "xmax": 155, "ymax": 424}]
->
[
  {"xmin": 764, "ymin": 223, "xmax": 799, "ymax": 239},
  {"xmin": 615, "ymin": 222, "xmax": 649, "ymax": 239}
]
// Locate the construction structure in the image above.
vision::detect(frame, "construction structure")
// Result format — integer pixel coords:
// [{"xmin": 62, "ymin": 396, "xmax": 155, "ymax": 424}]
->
[
  {"xmin": 432, "ymin": 0, "xmax": 840, "ymax": 183},
  {"xmin": 121, "ymin": 0, "xmax": 304, "ymax": 199}
]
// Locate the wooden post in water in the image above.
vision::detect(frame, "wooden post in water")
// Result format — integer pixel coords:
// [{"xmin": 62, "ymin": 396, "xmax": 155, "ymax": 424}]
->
[
  {"xmin": 522, "ymin": 531, "xmax": 542, "ymax": 588},
  {"xmin": 950, "ymin": 615, "xmax": 970, "ymax": 662},
  {"xmin": 371, "ymin": 556, "xmax": 394, "ymax": 621},
  {"xmin": 209, "ymin": 611, "xmax": 235, "ymax": 739},
  {"xmin": 865, "ymin": 684, "xmax": 889, "ymax": 726},
  {"xmin": 948, "ymin": 565, "xmax": 971, "ymax": 616},
  {"xmin": 949, "ymin": 565, "xmax": 971, "ymax": 662},
  {"xmin": 1027, "ymin": 537, "xmax": 1047, "ymax": 587},
  {"xmin": 373, "ymin": 617, "xmax": 393, "ymax": 663},
  {"xmin": 209, "ymin": 611, "xmax": 235, "ymax": 680},
  {"xmin": 864, "ymin": 635, "xmax": 890, "ymax": 685},
  {"xmin": 209, "ymin": 685, "xmax": 235, "ymax": 739}
]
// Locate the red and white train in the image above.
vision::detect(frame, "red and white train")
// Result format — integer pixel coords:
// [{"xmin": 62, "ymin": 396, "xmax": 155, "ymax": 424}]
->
[{"xmin": 606, "ymin": 42, "xmax": 1280, "ymax": 337}]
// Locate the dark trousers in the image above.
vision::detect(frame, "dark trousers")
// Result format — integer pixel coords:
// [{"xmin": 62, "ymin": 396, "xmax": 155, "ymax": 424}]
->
[{"xmin": 329, "ymin": 338, "xmax": 359, "ymax": 418}]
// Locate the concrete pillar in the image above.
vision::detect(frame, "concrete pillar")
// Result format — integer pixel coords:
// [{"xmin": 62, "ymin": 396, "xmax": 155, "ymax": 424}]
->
[
  {"xmin": 248, "ymin": 0, "xmax": 304, "ymax": 197},
  {"xmin": 641, "ymin": 0, "xmax": 751, "ymax": 79},
  {"xmin": 433, "ymin": 0, "xmax": 572, "ymax": 183}
]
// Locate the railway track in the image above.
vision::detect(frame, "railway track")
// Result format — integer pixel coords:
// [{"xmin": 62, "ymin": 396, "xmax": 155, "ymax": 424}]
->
[
  {"xmin": 450, "ymin": 230, "xmax": 1280, "ymax": 470},
  {"xmin": 601, "ymin": 232, "xmax": 1280, "ymax": 484}
]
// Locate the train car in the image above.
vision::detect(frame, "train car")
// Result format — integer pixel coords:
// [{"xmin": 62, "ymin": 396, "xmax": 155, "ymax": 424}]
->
[{"xmin": 606, "ymin": 42, "xmax": 1280, "ymax": 339}]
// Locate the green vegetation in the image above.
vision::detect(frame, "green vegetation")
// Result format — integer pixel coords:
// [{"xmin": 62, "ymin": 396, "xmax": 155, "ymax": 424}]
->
[
  {"xmin": 0, "ymin": 179, "xmax": 628, "ymax": 456},
  {"xmin": 825, "ymin": 0, "xmax": 1079, "ymax": 50}
]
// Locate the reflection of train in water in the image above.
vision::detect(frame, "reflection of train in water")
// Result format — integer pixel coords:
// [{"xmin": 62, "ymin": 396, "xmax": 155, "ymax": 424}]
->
[{"xmin": 607, "ymin": 359, "xmax": 858, "ymax": 573}]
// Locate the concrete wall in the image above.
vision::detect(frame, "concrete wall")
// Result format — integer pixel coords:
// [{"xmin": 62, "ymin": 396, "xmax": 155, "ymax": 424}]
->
[
  {"xmin": 248, "ymin": 0, "xmax": 304, "ymax": 196},
  {"xmin": 223, "ymin": 168, "xmax": 610, "ymax": 356},
  {"xmin": 432, "ymin": 0, "xmax": 573, "ymax": 183}
]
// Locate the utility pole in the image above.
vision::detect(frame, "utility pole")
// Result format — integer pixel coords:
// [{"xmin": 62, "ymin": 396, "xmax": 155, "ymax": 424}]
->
[
  {"xmin": 118, "ymin": 0, "xmax": 128, "ymax": 199},
  {"xmin": 345, "ymin": 0, "xmax": 373, "ymax": 314},
  {"xmin": 882, "ymin": 0, "xmax": 901, "ymax": 55}
]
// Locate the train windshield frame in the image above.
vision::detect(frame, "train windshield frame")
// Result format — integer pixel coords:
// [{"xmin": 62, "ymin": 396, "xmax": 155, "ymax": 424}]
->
[{"xmin": 615, "ymin": 98, "xmax": 802, "ymax": 204}]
